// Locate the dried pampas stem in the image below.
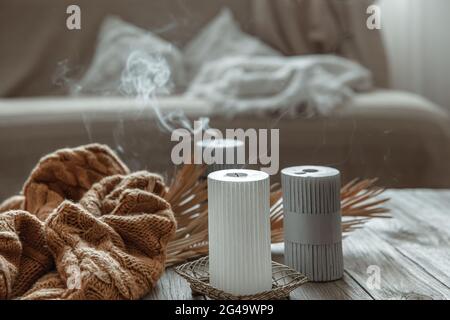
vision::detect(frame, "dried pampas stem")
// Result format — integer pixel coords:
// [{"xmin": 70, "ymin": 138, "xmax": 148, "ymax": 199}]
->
[{"xmin": 164, "ymin": 165, "xmax": 390, "ymax": 267}]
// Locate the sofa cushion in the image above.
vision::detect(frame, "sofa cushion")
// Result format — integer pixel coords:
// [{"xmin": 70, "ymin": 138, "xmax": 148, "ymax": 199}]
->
[
  {"xmin": 183, "ymin": 8, "xmax": 280, "ymax": 81},
  {"xmin": 75, "ymin": 16, "xmax": 185, "ymax": 96}
]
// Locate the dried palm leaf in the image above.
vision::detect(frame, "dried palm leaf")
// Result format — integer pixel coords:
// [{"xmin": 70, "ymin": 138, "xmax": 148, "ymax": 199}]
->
[{"xmin": 164, "ymin": 165, "xmax": 390, "ymax": 266}]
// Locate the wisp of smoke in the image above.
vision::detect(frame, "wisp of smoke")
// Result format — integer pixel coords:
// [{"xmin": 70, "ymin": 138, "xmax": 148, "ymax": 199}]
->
[
  {"xmin": 120, "ymin": 50, "xmax": 171, "ymax": 99},
  {"xmin": 52, "ymin": 49, "xmax": 209, "ymax": 154},
  {"xmin": 119, "ymin": 50, "xmax": 209, "ymax": 134},
  {"xmin": 53, "ymin": 59, "xmax": 83, "ymax": 95}
]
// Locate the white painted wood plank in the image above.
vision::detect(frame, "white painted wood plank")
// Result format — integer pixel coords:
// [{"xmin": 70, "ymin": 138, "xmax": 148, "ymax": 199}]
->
[
  {"xmin": 344, "ymin": 227, "xmax": 450, "ymax": 300},
  {"xmin": 272, "ymin": 243, "xmax": 372, "ymax": 300},
  {"xmin": 369, "ymin": 189, "xmax": 450, "ymax": 289},
  {"xmin": 290, "ymin": 274, "xmax": 372, "ymax": 300}
]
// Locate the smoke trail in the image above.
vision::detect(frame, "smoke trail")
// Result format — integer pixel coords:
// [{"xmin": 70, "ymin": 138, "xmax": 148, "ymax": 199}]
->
[
  {"xmin": 52, "ymin": 59, "xmax": 83, "ymax": 95},
  {"xmin": 120, "ymin": 51, "xmax": 171, "ymax": 99},
  {"xmin": 52, "ymin": 49, "xmax": 209, "ymax": 170},
  {"xmin": 119, "ymin": 50, "xmax": 209, "ymax": 134}
]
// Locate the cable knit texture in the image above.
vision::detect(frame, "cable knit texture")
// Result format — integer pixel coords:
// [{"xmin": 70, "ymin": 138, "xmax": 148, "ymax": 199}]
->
[{"xmin": 0, "ymin": 144, "xmax": 176, "ymax": 299}]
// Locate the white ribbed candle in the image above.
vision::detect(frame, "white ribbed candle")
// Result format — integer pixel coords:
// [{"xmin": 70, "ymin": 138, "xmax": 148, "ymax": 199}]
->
[
  {"xmin": 196, "ymin": 139, "xmax": 244, "ymax": 176},
  {"xmin": 208, "ymin": 169, "xmax": 272, "ymax": 295},
  {"xmin": 281, "ymin": 166, "xmax": 343, "ymax": 282}
]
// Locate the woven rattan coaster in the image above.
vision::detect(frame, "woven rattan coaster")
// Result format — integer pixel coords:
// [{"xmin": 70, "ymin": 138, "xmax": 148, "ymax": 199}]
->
[{"xmin": 175, "ymin": 256, "xmax": 308, "ymax": 300}]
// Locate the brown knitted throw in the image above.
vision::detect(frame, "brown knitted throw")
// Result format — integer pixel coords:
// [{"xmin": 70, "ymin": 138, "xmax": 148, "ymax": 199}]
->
[{"xmin": 0, "ymin": 144, "xmax": 176, "ymax": 300}]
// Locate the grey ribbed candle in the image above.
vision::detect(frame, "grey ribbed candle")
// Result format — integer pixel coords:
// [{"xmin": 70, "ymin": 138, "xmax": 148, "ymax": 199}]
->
[{"xmin": 281, "ymin": 166, "xmax": 343, "ymax": 282}]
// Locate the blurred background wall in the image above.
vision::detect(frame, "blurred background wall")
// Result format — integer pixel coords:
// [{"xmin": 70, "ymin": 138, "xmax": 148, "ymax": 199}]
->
[{"xmin": 380, "ymin": 0, "xmax": 450, "ymax": 111}]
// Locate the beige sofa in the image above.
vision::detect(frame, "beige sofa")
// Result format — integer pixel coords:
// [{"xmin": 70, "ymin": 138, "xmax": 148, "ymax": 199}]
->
[{"xmin": 1, "ymin": 0, "xmax": 450, "ymax": 201}]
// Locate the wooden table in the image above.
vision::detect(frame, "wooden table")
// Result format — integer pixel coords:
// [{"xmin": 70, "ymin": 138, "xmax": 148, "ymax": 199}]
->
[{"xmin": 144, "ymin": 189, "xmax": 450, "ymax": 300}]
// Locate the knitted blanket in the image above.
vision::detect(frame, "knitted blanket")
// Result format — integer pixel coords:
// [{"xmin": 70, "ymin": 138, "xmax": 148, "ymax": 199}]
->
[{"xmin": 0, "ymin": 144, "xmax": 176, "ymax": 299}]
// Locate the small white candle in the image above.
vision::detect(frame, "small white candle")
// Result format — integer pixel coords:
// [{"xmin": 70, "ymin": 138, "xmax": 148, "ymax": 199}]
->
[
  {"xmin": 208, "ymin": 169, "xmax": 272, "ymax": 295},
  {"xmin": 196, "ymin": 139, "xmax": 244, "ymax": 176}
]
